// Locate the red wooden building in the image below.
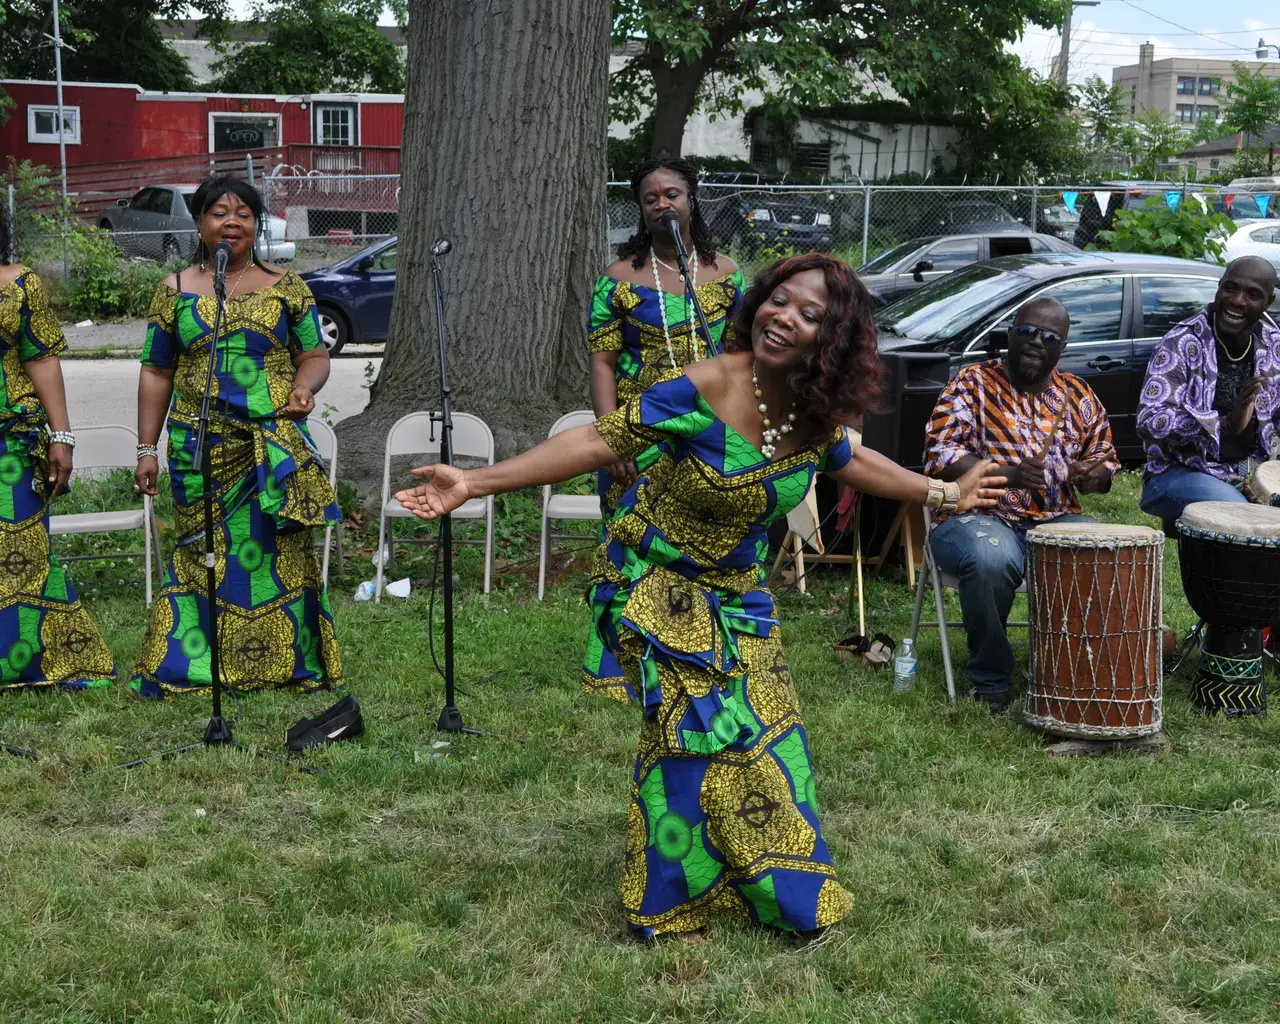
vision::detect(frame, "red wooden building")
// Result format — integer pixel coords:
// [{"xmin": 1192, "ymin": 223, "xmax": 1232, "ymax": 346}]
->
[{"xmin": 1, "ymin": 79, "xmax": 405, "ymax": 166}]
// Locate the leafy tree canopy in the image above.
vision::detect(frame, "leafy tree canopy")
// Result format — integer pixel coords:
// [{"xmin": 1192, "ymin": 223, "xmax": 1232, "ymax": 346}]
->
[
  {"xmin": 610, "ymin": 0, "xmax": 1065, "ymax": 158},
  {"xmin": 210, "ymin": 0, "xmax": 403, "ymax": 94}
]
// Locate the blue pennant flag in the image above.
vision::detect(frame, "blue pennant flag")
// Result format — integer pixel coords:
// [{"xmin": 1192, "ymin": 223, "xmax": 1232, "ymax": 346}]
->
[
  {"xmin": 1259, "ymin": 194, "xmax": 1272, "ymax": 218},
  {"xmin": 1165, "ymin": 191, "xmax": 1182, "ymax": 211},
  {"xmin": 1061, "ymin": 191, "xmax": 1079, "ymax": 214}
]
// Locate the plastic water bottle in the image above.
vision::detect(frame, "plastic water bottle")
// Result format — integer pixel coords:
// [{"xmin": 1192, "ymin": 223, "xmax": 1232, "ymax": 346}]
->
[
  {"xmin": 893, "ymin": 638, "xmax": 917, "ymax": 693},
  {"xmin": 354, "ymin": 581, "xmax": 375, "ymax": 602}
]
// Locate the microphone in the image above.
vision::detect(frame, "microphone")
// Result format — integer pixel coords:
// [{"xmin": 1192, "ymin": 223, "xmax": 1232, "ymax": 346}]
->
[
  {"xmin": 211, "ymin": 241, "xmax": 232, "ymax": 298},
  {"xmin": 660, "ymin": 210, "xmax": 688, "ymax": 258},
  {"xmin": 430, "ymin": 237, "xmax": 452, "ymax": 256}
]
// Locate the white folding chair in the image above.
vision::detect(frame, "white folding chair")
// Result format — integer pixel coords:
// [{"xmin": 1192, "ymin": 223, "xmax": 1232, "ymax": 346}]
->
[
  {"xmin": 305, "ymin": 419, "xmax": 343, "ymax": 588},
  {"xmin": 376, "ymin": 411, "xmax": 495, "ymax": 600},
  {"xmin": 538, "ymin": 410, "xmax": 602, "ymax": 600},
  {"xmin": 908, "ymin": 506, "xmax": 1027, "ymax": 702},
  {"xmin": 49, "ymin": 424, "xmax": 162, "ymax": 606}
]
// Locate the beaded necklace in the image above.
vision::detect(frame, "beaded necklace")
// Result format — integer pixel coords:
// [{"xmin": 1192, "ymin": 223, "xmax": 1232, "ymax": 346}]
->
[{"xmin": 650, "ymin": 247, "xmax": 700, "ymax": 369}]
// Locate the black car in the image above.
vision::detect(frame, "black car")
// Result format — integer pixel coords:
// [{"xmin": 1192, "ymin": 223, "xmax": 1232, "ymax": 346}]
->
[
  {"xmin": 867, "ymin": 251, "xmax": 1230, "ymax": 468},
  {"xmin": 701, "ymin": 188, "xmax": 832, "ymax": 254},
  {"xmin": 910, "ymin": 200, "xmax": 1031, "ymax": 237},
  {"xmin": 858, "ymin": 233, "xmax": 1078, "ymax": 306}
]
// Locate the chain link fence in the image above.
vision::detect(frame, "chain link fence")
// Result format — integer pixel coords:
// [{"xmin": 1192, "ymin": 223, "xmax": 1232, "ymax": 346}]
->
[{"xmin": 9, "ymin": 171, "xmax": 1236, "ymax": 295}]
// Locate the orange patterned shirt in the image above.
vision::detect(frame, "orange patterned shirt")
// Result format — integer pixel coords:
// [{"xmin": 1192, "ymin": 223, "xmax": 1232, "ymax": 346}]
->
[{"xmin": 924, "ymin": 360, "xmax": 1119, "ymax": 524}]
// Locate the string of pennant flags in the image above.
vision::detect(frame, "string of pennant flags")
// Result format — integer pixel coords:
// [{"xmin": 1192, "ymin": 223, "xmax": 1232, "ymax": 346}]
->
[{"xmin": 1057, "ymin": 190, "xmax": 1271, "ymax": 218}]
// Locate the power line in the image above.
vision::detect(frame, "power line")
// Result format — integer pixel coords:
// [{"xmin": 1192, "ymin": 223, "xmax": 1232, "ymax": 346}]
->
[{"xmin": 1117, "ymin": 0, "xmax": 1254, "ymax": 50}]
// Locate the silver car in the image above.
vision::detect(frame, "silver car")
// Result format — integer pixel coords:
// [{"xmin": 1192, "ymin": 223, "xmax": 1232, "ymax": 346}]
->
[{"xmin": 99, "ymin": 184, "xmax": 294, "ymax": 264}]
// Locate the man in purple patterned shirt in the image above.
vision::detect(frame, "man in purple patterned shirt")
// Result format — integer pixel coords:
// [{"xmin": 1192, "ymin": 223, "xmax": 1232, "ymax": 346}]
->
[{"xmin": 1137, "ymin": 257, "xmax": 1279, "ymax": 527}]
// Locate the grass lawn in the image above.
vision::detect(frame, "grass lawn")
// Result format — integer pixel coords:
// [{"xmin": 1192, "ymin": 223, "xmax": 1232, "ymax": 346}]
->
[{"xmin": 3, "ymin": 470, "xmax": 1280, "ymax": 1023}]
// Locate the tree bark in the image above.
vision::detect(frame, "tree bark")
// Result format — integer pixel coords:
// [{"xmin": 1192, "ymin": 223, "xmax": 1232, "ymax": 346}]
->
[
  {"xmin": 336, "ymin": 0, "xmax": 610, "ymax": 482},
  {"xmin": 647, "ymin": 55, "xmax": 709, "ymax": 159}
]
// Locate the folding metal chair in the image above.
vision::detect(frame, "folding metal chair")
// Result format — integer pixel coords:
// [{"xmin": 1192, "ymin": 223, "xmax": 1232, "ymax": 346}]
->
[
  {"xmin": 907, "ymin": 506, "xmax": 1028, "ymax": 701},
  {"xmin": 537, "ymin": 410, "xmax": 601, "ymax": 600},
  {"xmin": 305, "ymin": 419, "xmax": 343, "ymax": 588},
  {"xmin": 376, "ymin": 411, "xmax": 495, "ymax": 599},
  {"xmin": 48, "ymin": 424, "xmax": 163, "ymax": 605}
]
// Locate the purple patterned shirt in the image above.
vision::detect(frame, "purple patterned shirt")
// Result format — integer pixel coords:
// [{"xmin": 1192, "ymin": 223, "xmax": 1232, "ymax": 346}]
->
[{"xmin": 1138, "ymin": 305, "xmax": 1280, "ymax": 484}]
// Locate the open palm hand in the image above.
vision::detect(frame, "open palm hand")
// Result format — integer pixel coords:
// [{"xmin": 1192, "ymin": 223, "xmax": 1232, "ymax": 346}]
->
[{"xmin": 395, "ymin": 463, "xmax": 471, "ymax": 520}]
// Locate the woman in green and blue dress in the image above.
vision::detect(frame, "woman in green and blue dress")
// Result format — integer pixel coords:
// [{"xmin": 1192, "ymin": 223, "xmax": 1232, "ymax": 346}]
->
[
  {"xmin": 586, "ymin": 158, "xmax": 744, "ymax": 699},
  {"xmin": 398, "ymin": 253, "xmax": 1005, "ymax": 939},
  {"xmin": 131, "ymin": 176, "xmax": 342, "ymax": 697},
  {"xmin": 0, "ymin": 245, "xmax": 115, "ymax": 691}
]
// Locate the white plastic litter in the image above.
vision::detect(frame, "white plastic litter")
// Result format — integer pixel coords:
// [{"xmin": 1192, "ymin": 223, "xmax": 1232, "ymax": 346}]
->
[
  {"xmin": 76, "ymin": 319, "xmax": 93, "ymax": 327},
  {"xmin": 354, "ymin": 580, "xmax": 375, "ymax": 602},
  {"xmin": 386, "ymin": 578, "xmax": 411, "ymax": 598},
  {"xmin": 195, "ymin": 808, "xmax": 207, "ymax": 818},
  {"xmin": 370, "ymin": 544, "xmax": 391, "ymax": 568}
]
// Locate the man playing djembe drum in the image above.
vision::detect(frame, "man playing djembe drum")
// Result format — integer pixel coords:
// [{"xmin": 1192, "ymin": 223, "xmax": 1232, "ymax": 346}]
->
[
  {"xmin": 1137, "ymin": 256, "xmax": 1280, "ymax": 525},
  {"xmin": 924, "ymin": 297, "xmax": 1121, "ymax": 712}
]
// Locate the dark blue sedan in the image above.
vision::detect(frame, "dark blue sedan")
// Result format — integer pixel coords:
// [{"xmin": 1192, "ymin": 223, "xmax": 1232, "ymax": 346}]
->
[{"xmin": 300, "ymin": 237, "xmax": 398, "ymax": 355}]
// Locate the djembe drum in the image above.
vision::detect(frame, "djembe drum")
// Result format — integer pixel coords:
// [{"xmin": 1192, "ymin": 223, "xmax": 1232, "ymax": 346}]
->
[
  {"xmin": 1024, "ymin": 523, "xmax": 1164, "ymax": 739},
  {"xmin": 1177, "ymin": 501, "xmax": 1280, "ymax": 716}
]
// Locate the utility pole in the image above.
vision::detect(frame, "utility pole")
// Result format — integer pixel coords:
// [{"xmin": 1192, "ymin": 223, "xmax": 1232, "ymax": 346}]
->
[
  {"xmin": 48, "ymin": 0, "xmax": 72, "ymax": 282},
  {"xmin": 1058, "ymin": 0, "xmax": 1100, "ymax": 84}
]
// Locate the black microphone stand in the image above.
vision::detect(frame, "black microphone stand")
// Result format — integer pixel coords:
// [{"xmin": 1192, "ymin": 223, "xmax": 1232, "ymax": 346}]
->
[
  {"xmin": 2, "ymin": 716, "xmax": 38, "ymax": 760},
  {"xmin": 428, "ymin": 239, "xmax": 483, "ymax": 737},
  {"xmin": 121, "ymin": 246, "xmax": 306, "ymax": 771},
  {"xmin": 663, "ymin": 217, "xmax": 717, "ymax": 357}
]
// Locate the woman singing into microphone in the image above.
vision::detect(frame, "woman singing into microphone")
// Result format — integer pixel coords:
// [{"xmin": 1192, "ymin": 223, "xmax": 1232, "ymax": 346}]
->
[
  {"xmin": 586, "ymin": 158, "xmax": 743, "ymax": 700},
  {"xmin": 131, "ymin": 176, "xmax": 343, "ymax": 697}
]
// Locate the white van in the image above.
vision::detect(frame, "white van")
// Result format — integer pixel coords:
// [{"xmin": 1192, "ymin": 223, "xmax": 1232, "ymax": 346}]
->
[{"xmin": 1228, "ymin": 176, "xmax": 1280, "ymax": 192}]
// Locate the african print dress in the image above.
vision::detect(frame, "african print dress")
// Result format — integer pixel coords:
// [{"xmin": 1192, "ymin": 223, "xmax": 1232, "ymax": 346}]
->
[
  {"xmin": 131, "ymin": 271, "xmax": 342, "ymax": 697},
  {"xmin": 585, "ymin": 371, "xmax": 855, "ymax": 937},
  {"xmin": 0, "ymin": 271, "xmax": 115, "ymax": 691}
]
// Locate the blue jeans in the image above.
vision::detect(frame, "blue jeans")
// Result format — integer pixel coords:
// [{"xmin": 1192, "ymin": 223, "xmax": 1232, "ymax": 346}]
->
[
  {"xmin": 930, "ymin": 513, "xmax": 1095, "ymax": 700},
  {"xmin": 1139, "ymin": 466, "xmax": 1246, "ymax": 528}
]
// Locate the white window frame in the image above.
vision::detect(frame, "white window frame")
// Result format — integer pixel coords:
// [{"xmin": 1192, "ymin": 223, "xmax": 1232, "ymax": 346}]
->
[
  {"xmin": 314, "ymin": 103, "xmax": 358, "ymax": 147},
  {"xmin": 207, "ymin": 112, "xmax": 282, "ymax": 154},
  {"xmin": 27, "ymin": 105, "xmax": 81, "ymax": 145}
]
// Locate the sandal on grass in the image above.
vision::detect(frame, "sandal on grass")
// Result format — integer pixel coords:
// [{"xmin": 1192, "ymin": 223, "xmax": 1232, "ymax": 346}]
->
[
  {"xmin": 833, "ymin": 634, "xmax": 870, "ymax": 662},
  {"xmin": 863, "ymin": 632, "xmax": 896, "ymax": 667}
]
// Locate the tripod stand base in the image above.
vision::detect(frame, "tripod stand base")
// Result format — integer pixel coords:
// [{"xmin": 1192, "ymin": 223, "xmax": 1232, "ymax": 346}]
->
[
  {"xmin": 118, "ymin": 713, "xmax": 318, "ymax": 772},
  {"xmin": 204, "ymin": 715, "xmax": 235, "ymax": 745},
  {"xmin": 436, "ymin": 704, "xmax": 485, "ymax": 737}
]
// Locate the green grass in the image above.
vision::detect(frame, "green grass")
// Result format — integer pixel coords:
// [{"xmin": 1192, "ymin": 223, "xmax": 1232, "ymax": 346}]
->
[{"xmin": 4, "ymin": 470, "xmax": 1280, "ymax": 1022}]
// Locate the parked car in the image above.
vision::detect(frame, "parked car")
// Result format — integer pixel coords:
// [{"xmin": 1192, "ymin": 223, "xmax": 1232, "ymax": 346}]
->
[
  {"xmin": 704, "ymin": 193, "xmax": 833, "ymax": 255},
  {"xmin": 1223, "ymin": 219, "xmax": 1280, "ymax": 277},
  {"xmin": 858, "ymin": 233, "xmax": 1078, "ymax": 306},
  {"xmin": 910, "ymin": 200, "xmax": 1030, "ymax": 237},
  {"xmin": 868, "ymin": 251, "xmax": 1238, "ymax": 468},
  {"xmin": 1107, "ymin": 185, "xmax": 1267, "ymax": 226},
  {"xmin": 99, "ymin": 184, "xmax": 294, "ymax": 264},
  {"xmin": 1035, "ymin": 202, "xmax": 1081, "ymax": 241},
  {"xmin": 299, "ymin": 236, "xmax": 397, "ymax": 355}
]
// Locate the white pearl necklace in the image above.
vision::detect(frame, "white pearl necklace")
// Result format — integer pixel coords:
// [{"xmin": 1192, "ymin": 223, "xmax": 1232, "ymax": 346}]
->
[
  {"xmin": 650, "ymin": 247, "xmax": 699, "ymax": 369},
  {"xmin": 752, "ymin": 362, "xmax": 797, "ymax": 459}
]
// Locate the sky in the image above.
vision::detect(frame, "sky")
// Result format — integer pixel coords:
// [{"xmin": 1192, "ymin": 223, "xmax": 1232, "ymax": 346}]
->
[
  {"xmin": 216, "ymin": 1, "xmax": 1278, "ymax": 86},
  {"xmin": 1009, "ymin": 1, "xmax": 1280, "ymax": 85}
]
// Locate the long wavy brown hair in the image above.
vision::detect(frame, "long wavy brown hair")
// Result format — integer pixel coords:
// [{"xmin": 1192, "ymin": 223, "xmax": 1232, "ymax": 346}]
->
[{"xmin": 728, "ymin": 253, "xmax": 884, "ymax": 434}]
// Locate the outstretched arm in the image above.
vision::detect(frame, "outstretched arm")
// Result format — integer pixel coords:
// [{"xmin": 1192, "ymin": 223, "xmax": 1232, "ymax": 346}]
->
[
  {"xmin": 829, "ymin": 444, "xmax": 1006, "ymax": 512},
  {"xmin": 396, "ymin": 424, "xmax": 618, "ymax": 520}
]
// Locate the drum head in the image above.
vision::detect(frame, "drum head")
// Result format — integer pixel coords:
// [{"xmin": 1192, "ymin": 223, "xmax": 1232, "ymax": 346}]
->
[
  {"xmin": 1247, "ymin": 461, "xmax": 1280, "ymax": 505},
  {"xmin": 1179, "ymin": 501, "xmax": 1280, "ymax": 541},
  {"xmin": 1028, "ymin": 522, "xmax": 1163, "ymax": 547}
]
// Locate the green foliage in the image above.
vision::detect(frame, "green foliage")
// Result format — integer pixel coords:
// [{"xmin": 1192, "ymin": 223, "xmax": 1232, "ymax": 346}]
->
[
  {"xmin": 1218, "ymin": 63, "xmax": 1280, "ymax": 149},
  {"xmin": 211, "ymin": 0, "xmax": 403, "ymax": 94},
  {"xmin": 0, "ymin": 0, "xmax": 229, "ymax": 93},
  {"xmin": 1094, "ymin": 197, "xmax": 1236, "ymax": 264},
  {"xmin": 1078, "ymin": 75, "xmax": 1127, "ymax": 150},
  {"xmin": 610, "ymin": 0, "xmax": 1064, "ymax": 158},
  {"xmin": 1113, "ymin": 108, "xmax": 1186, "ymax": 179}
]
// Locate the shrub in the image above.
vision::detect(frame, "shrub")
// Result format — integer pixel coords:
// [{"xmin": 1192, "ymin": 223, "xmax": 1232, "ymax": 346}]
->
[{"xmin": 1092, "ymin": 196, "xmax": 1236, "ymax": 264}]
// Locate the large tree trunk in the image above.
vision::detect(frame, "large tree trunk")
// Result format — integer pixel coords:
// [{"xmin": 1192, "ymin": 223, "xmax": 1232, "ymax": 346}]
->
[
  {"xmin": 336, "ymin": 0, "xmax": 610, "ymax": 481},
  {"xmin": 647, "ymin": 57, "xmax": 707, "ymax": 158}
]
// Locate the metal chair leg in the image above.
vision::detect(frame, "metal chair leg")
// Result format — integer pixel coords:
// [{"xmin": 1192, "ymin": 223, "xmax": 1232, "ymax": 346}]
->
[
  {"xmin": 537, "ymin": 506, "xmax": 550, "ymax": 601},
  {"xmin": 929, "ymin": 550, "xmax": 957, "ymax": 702}
]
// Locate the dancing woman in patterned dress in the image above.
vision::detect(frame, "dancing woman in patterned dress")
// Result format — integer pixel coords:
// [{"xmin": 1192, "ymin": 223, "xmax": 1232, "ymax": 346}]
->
[
  {"xmin": 0, "ymin": 256, "xmax": 114, "ymax": 691},
  {"xmin": 585, "ymin": 159, "xmax": 743, "ymax": 698},
  {"xmin": 398, "ymin": 254, "xmax": 1006, "ymax": 939},
  {"xmin": 131, "ymin": 176, "xmax": 343, "ymax": 697}
]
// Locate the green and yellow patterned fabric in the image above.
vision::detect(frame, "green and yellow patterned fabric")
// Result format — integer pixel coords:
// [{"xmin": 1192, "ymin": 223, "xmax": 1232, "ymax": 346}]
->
[
  {"xmin": 0, "ymin": 270, "xmax": 115, "ymax": 691},
  {"xmin": 131, "ymin": 272, "xmax": 342, "ymax": 697},
  {"xmin": 586, "ymin": 370, "xmax": 855, "ymax": 937}
]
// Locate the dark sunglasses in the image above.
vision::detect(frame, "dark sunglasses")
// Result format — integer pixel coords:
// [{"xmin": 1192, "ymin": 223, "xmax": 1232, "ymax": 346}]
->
[{"xmin": 1012, "ymin": 322, "xmax": 1065, "ymax": 347}]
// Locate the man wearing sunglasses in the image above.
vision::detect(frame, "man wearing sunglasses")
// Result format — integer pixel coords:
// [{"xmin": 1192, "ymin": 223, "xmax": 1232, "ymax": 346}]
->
[
  {"xmin": 923, "ymin": 297, "xmax": 1120, "ymax": 712},
  {"xmin": 1137, "ymin": 256, "xmax": 1280, "ymax": 528}
]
